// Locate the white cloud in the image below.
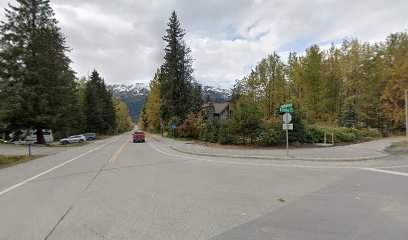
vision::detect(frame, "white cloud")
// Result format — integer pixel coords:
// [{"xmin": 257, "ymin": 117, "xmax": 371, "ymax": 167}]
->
[{"xmin": 0, "ymin": 0, "xmax": 407, "ymax": 88}]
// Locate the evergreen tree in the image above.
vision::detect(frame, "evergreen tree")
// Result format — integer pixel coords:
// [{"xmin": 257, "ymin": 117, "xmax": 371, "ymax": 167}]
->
[
  {"xmin": 188, "ymin": 82, "xmax": 204, "ymax": 113},
  {"xmin": 340, "ymin": 98, "xmax": 358, "ymax": 128},
  {"xmin": 229, "ymin": 98, "xmax": 262, "ymax": 144},
  {"xmin": 0, "ymin": 0, "xmax": 76, "ymax": 143},
  {"xmin": 159, "ymin": 11, "xmax": 202, "ymax": 122},
  {"xmin": 83, "ymin": 70, "xmax": 116, "ymax": 134},
  {"xmin": 0, "ymin": 80, "xmax": 7, "ymax": 131}
]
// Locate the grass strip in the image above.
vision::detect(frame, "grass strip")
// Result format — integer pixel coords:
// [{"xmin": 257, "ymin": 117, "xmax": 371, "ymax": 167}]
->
[{"xmin": 0, "ymin": 155, "xmax": 43, "ymax": 169}]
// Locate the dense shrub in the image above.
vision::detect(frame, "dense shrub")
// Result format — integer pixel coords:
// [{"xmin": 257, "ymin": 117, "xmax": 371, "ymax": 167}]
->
[
  {"xmin": 217, "ymin": 121, "xmax": 235, "ymax": 144},
  {"xmin": 304, "ymin": 124, "xmax": 362, "ymax": 143},
  {"xmin": 178, "ymin": 113, "xmax": 204, "ymax": 139},
  {"xmin": 360, "ymin": 128, "xmax": 382, "ymax": 138},
  {"xmin": 200, "ymin": 120, "xmax": 220, "ymax": 143},
  {"xmin": 259, "ymin": 117, "xmax": 285, "ymax": 145},
  {"xmin": 229, "ymin": 99, "xmax": 262, "ymax": 144}
]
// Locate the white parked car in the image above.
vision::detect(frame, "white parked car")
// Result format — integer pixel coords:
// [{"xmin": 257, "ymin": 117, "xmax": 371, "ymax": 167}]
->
[{"xmin": 60, "ymin": 135, "xmax": 87, "ymax": 145}]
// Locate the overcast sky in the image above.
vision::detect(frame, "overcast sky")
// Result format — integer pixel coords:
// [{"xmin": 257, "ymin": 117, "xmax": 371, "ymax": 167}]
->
[{"xmin": 1, "ymin": 0, "xmax": 407, "ymax": 88}]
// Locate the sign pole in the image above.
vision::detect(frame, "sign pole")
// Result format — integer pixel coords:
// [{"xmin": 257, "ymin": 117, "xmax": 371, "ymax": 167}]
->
[
  {"xmin": 286, "ymin": 114, "xmax": 289, "ymax": 157},
  {"xmin": 281, "ymin": 105, "xmax": 293, "ymax": 157},
  {"xmin": 28, "ymin": 143, "xmax": 32, "ymax": 157}
]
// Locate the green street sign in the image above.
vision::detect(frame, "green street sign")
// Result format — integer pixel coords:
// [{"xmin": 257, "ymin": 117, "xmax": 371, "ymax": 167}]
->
[{"xmin": 280, "ymin": 104, "xmax": 294, "ymax": 113}]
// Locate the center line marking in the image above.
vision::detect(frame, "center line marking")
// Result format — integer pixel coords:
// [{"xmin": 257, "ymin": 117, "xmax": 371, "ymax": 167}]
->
[{"xmin": 109, "ymin": 135, "xmax": 132, "ymax": 163}]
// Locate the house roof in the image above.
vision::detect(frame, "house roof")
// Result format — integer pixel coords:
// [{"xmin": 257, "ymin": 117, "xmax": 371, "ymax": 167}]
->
[{"xmin": 202, "ymin": 102, "xmax": 233, "ymax": 114}]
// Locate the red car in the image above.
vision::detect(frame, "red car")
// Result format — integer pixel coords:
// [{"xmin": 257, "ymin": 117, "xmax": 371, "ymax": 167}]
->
[{"xmin": 133, "ymin": 131, "xmax": 145, "ymax": 143}]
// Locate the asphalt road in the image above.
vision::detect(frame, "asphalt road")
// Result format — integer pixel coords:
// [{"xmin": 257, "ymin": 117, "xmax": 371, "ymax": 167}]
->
[{"xmin": 1, "ymin": 132, "xmax": 408, "ymax": 240}]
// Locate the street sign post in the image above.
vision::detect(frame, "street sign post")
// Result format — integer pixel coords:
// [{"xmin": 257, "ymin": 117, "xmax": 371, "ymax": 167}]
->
[
  {"xmin": 283, "ymin": 112, "xmax": 293, "ymax": 157},
  {"xmin": 172, "ymin": 123, "xmax": 177, "ymax": 137},
  {"xmin": 279, "ymin": 104, "xmax": 294, "ymax": 156},
  {"xmin": 283, "ymin": 124, "xmax": 293, "ymax": 130},
  {"xmin": 280, "ymin": 104, "xmax": 294, "ymax": 113},
  {"xmin": 283, "ymin": 113, "xmax": 292, "ymax": 124}
]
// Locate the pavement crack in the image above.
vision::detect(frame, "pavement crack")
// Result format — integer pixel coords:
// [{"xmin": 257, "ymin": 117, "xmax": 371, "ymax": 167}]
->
[
  {"xmin": 103, "ymin": 161, "xmax": 182, "ymax": 172},
  {"xmin": 42, "ymin": 155, "xmax": 113, "ymax": 240},
  {"xmin": 85, "ymin": 224, "xmax": 107, "ymax": 239},
  {"xmin": 27, "ymin": 170, "xmax": 99, "ymax": 183}
]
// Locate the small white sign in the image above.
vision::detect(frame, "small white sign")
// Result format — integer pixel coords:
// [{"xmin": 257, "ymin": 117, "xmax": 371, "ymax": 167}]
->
[
  {"xmin": 283, "ymin": 124, "xmax": 294, "ymax": 130},
  {"xmin": 283, "ymin": 113, "xmax": 292, "ymax": 124}
]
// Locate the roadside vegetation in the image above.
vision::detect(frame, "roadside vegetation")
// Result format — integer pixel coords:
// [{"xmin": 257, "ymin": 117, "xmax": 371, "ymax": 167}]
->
[
  {"xmin": 0, "ymin": 0, "xmax": 134, "ymax": 144},
  {"xmin": 140, "ymin": 12, "xmax": 407, "ymax": 146},
  {"xmin": 47, "ymin": 142, "xmax": 88, "ymax": 147},
  {"xmin": 391, "ymin": 141, "xmax": 408, "ymax": 147},
  {"xmin": 0, "ymin": 155, "xmax": 43, "ymax": 169}
]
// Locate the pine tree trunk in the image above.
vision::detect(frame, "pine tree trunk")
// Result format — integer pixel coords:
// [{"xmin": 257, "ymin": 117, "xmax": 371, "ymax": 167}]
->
[{"xmin": 36, "ymin": 128, "xmax": 45, "ymax": 144}]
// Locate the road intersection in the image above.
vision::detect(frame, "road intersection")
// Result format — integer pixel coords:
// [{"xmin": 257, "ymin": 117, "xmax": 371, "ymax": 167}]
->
[{"xmin": 1, "ymin": 132, "xmax": 407, "ymax": 239}]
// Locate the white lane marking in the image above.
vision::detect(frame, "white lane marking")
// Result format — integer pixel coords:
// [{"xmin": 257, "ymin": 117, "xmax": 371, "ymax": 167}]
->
[
  {"xmin": 360, "ymin": 168, "xmax": 408, "ymax": 177},
  {"xmin": 147, "ymin": 142, "xmax": 355, "ymax": 170},
  {"xmin": 0, "ymin": 139, "xmax": 118, "ymax": 197},
  {"xmin": 169, "ymin": 145, "xmax": 389, "ymax": 161},
  {"xmin": 376, "ymin": 164, "xmax": 408, "ymax": 169},
  {"xmin": 148, "ymin": 141, "xmax": 408, "ymax": 177}
]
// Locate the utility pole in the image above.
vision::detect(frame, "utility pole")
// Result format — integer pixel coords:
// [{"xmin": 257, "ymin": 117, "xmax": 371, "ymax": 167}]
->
[{"xmin": 405, "ymin": 89, "xmax": 408, "ymax": 140}]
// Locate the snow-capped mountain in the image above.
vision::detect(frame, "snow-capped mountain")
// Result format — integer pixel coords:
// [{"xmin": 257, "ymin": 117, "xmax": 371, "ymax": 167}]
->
[
  {"xmin": 202, "ymin": 85, "xmax": 231, "ymax": 103},
  {"xmin": 108, "ymin": 83, "xmax": 231, "ymax": 122},
  {"xmin": 108, "ymin": 83, "xmax": 149, "ymax": 122},
  {"xmin": 108, "ymin": 83, "xmax": 149, "ymax": 97}
]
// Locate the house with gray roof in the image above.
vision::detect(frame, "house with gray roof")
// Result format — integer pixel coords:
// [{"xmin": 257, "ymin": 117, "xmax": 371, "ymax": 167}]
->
[{"xmin": 202, "ymin": 102, "xmax": 234, "ymax": 120}]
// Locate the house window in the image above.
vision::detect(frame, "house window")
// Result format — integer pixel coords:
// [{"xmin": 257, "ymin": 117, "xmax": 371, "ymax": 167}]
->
[{"xmin": 221, "ymin": 110, "xmax": 228, "ymax": 120}]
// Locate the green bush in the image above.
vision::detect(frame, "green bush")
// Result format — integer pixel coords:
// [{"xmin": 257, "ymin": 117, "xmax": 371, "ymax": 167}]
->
[
  {"xmin": 259, "ymin": 128, "xmax": 284, "ymax": 145},
  {"xmin": 217, "ymin": 121, "xmax": 235, "ymax": 144},
  {"xmin": 361, "ymin": 128, "xmax": 382, "ymax": 138},
  {"xmin": 304, "ymin": 124, "xmax": 362, "ymax": 143},
  {"xmin": 304, "ymin": 126, "xmax": 324, "ymax": 143},
  {"xmin": 200, "ymin": 120, "xmax": 220, "ymax": 143},
  {"xmin": 259, "ymin": 117, "xmax": 286, "ymax": 145}
]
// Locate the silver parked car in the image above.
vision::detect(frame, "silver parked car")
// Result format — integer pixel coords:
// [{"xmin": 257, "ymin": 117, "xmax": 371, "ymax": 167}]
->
[
  {"xmin": 83, "ymin": 133, "xmax": 96, "ymax": 141},
  {"xmin": 60, "ymin": 135, "xmax": 87, "ymax": 145}
]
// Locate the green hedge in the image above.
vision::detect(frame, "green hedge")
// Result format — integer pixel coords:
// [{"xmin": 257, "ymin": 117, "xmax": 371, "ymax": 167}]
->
[
  {"xmin": 304, "ymin": 124, "xmax": 362, "ymax": 143},
  {"xmin": 169, "ymin": 114, "xmax": 369, "ymax": 145}
]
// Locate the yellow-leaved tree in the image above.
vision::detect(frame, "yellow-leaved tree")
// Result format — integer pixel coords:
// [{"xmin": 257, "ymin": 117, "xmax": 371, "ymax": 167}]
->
[
  {"xmin": 141, "ymin": 70, "xmax": 162, "ymax": 131},
  {"xmin": 113, "ymin": 96, "xmax": 134, "ymax": 133}
]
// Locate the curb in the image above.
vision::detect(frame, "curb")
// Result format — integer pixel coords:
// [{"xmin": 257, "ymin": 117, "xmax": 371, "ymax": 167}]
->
[{"xmin": 168, "ymin": 146, "xmax": 390, "ymax": 162}]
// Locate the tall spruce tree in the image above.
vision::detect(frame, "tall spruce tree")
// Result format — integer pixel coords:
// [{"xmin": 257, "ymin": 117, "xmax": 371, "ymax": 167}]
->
[
  {"xmin": 83, "ymin": 70, "xmax": 116, "ymax": 134},
  {"xmin": 160, "ymin": 11, "xmax": 202, "ymax": 122},
  {"xmin": 0, "ymin": 0, "xmax": 76, "ymax": 143}
]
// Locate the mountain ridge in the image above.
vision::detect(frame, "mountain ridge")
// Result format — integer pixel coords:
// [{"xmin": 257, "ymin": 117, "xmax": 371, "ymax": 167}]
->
[{"xmin": 108, "ymin": 83, "xmax": 231, "ymax": 122}]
